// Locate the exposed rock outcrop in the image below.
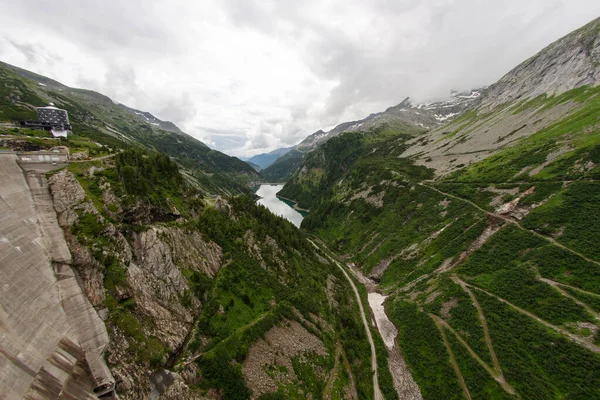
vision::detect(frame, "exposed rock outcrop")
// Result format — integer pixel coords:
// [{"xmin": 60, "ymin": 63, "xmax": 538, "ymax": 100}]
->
[
  {"xmin": 48, "ymin": 168, "xmax": 225, "ymax": 399},
  {"xmin": 242, "ymin": 320, "xmax": 327, "ymax": 399},
  {"xmin": 129, "ymin": 226, "xmax": 222, "ymax": 348},
  {"xmin": 480, "ymin": 17, "xmax": 600, "ymax": 109}
]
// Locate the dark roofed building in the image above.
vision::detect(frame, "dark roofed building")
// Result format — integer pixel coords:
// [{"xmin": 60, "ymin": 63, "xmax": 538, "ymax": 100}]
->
[
  {"xmin": 37, "ymin": 106, "xmax": 69, "ymax": 126},
  {"xmin": 33, "ymin": 106, "xmax": 71, "ymax": 137}
]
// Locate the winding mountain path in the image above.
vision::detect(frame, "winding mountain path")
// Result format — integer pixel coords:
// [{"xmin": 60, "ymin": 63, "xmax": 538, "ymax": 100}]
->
[
  {"xmin": 431, "ymin": 316, "xmax": 472, "ymax": 400},
  {"xmin": 308, "ymin": 239, "xmax": 384, "ymax": 400},
  {"xmin": 420, "ymin": 183, "xmax": 600, "ymax": 268},
  {"xmin": 451, "ymin": 276, "xmax": 515, "ymax": 394},
  {"xmin": 537, "ymin": 276, "xmax": 600, "ymax": 320},
  {"xmin": 457, "ymin": 277, "xmax": 600, "ymax": 354}
]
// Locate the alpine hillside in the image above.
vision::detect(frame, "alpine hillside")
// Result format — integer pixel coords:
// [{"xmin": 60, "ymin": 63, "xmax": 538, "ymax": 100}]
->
[
  {"xmin": 2, "ymin": 10, "xmax": 600, "ymax": 400},
  {"xmin": 280, "ymin": 16, "xmax": 600, "ymax": 399},
  {"xmin": 0, "ymin": 61, "xmax": 259, "ymax": 195}
]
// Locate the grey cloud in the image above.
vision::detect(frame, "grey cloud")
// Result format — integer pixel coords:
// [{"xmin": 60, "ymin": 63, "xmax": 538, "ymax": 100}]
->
[
  {"xmin": 156, "ymin": 92, "xmax": 196, "ymax": 127},
  {"xmin": 8, "ymin": 39, "xmax": 63, "ymax": 67},
  {"xmin": 3, "ymin": 0, "xmax": 600, "ymax": 157},
  {"xmin": 221, "ymin": 0, "xmax": 599, "ymax": 125},
  {"xmin": 8, "ymin": 41, "xmax": 40, "ymax": 64},
  {"xmin": 207, "ymin": 133, "xmax": 247, "ymax": 152},
  {"xmin": 5, "ymin": 0, "xmax": 181, "ymax": 55}
]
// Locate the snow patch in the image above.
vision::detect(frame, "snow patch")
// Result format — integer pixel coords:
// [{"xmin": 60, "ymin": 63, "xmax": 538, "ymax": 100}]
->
[
  {"xmin": 457, "ymin": 91, "xmax": 480, "ymax": 99},
  {"xmin": 434, "ymin": 112, "xmax": 459, "ymax": 122},
  {"xmin": 368, "ymin": 293, "xmax": 398, "ymax": 350}
]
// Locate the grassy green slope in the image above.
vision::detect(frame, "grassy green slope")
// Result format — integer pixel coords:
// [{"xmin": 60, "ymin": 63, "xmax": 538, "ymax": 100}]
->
[
  {"xmin": 293, "ymin": 85, "xmax": 600, "ymax": 399},
  {"xmin": 278, "ymin": 124, "xmax": 423, "ymax": 210},
  {"xmin": 262, "ymin": 114, "xmax": 427, "ymax": 184}
]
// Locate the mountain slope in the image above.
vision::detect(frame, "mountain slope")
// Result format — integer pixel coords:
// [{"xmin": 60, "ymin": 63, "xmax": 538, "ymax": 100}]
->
[
  {"xmin": 287, "ymin": 16, "xmax": 600, "ymax": 399},
  {"xmin": 262, "ymin": 91, "xmax": 480, "ymax": 182},
  {"xmin": 66, "ymin": 150, "xmax": 395, "ymax": 399},
  {"xmin": 403, "ymin": 16, "xmax": 600, "ymax": 176},
  {"xmin": 0, "ymin": 61, "xmax": 258, "ymax": 195}
]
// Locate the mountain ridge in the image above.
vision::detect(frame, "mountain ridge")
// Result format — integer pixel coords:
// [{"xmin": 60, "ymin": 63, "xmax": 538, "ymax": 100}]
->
[
  {"xmin": 261, "ymin": 89, "xmax": 481, "ymax": 182},
  {"xmin": 0, "ymin": 60, "xmax": 259, "ymax": 195},
  {"xmin": 242, "ymin": 145, "xmax": 293, "ymax": 170}
]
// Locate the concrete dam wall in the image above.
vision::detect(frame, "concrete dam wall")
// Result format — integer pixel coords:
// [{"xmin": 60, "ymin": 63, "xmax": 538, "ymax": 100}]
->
[{"xmin": 0, "ymin": 154, "xmax": 114, "ymax": 399}]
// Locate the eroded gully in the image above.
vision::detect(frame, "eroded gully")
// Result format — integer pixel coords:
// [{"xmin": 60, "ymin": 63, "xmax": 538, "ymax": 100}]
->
[
  {"xmin": 346, "ymin": 262, "xmax": 423, "ymax": 400},
  {"xmin": 309, "ymin": 237, "xmax": 422, "ymax": 400}
]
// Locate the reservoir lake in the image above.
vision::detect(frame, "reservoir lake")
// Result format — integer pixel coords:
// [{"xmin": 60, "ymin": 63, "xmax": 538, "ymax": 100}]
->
[{"xmin": 255, "ymin": 184, "xmax": 306, "ymax": 228}]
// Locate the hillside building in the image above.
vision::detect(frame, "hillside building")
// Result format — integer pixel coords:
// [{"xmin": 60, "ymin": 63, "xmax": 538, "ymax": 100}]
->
[
  {"xmin": 20, "ymin": 106, "xmax": 72, "ymax": 137},
  {"xmin": 37, "ymin": 106, "xmax": 69, "ymax": 126},
  {"xmin": 36, "ymin": 106, "xmax": 71, "ymax": 137}
]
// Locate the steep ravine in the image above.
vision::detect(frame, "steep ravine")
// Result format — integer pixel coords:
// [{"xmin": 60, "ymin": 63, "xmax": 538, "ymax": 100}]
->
[
  {"xmin": 311, "ymin": 237, "xmax": 423, "ymax": 400},
  {"xmin": 347, "ymin": 263, "xmax": 423, "ymax": 400},
  {"xmin": 48, "ymin": 168, "xmax": 222, "ymax": 399}
]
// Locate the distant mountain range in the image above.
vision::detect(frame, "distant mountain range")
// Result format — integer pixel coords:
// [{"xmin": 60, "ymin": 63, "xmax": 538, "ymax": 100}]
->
[
  {"xmin": 261, "ymin": 90, "xmax": 481, "ymax": 181},
  {"xmin": 240, "ymin": 146, "xmax": 293, "ymax": 171}
]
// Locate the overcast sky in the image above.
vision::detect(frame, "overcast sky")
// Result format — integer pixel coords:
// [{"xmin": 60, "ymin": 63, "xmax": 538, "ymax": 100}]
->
[{"xmin": 1, "ymin": 1, "xmax": 599, "ymax": 156}]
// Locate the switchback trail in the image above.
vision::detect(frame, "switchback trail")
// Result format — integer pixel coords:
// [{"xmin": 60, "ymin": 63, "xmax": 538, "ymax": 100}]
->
[
  {"xmin": 452, "ymin": 276, "xmax": 515, "ymax": 394},
  {"xmin": 537, "ymin": 276, "xmax": 600, "ymax": 320},
  {"xmin": 457, "ymin": 277, "xmax": 600, "ymax": 354},
  {"xmin": 420, "ymin": 183, "xmax": 600, "ymax": 268},
  {"xmin": 431, "ymin": 316, "xmax": 472, "ymax": 400},
  {"xmin": 308, "ymin": 239, "xmax": 384, "ymax": 400}
]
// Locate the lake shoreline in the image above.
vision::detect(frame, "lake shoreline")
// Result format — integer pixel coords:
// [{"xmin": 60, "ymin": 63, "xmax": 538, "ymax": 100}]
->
[
  {"xmin": 255, "ymin": 184, "xmax": 305, "ymax": 227},
  {"xmin": 275, "ymin": 194, "xmax": 310, "ymax": 213}
]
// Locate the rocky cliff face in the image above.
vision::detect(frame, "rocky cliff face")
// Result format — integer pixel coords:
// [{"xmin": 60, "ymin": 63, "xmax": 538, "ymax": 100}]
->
[
  {"xmin": 48, "ymin": 168, "xmax": 225, "ymax": 398},
  {"xmin": 479, "ymin": 17, "xmax": 600, "ymax": 109}
]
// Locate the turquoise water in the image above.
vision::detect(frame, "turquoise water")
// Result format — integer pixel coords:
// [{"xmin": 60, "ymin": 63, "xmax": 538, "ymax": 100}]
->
[{"xmin": 256, "ymin": 184, "xmax": 304, "ymax": 227}]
